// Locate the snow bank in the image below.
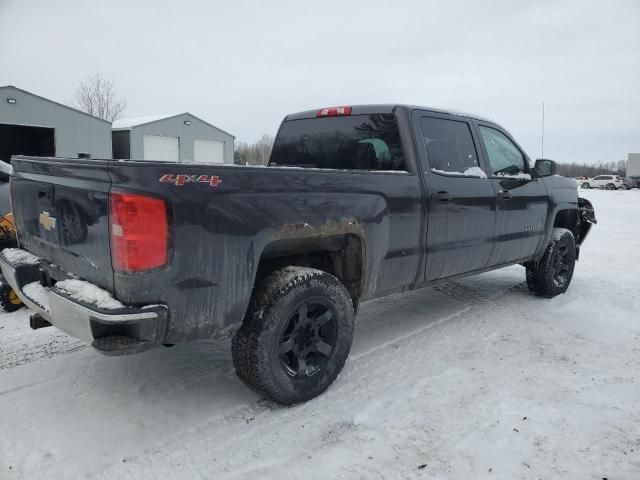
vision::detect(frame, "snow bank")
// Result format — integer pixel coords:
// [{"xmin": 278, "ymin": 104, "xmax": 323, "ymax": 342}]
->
[
  {"xmin": 2, "ymin": 248, "xmax": 40, "ymax": 265},
  {"xmin": 431, "ymin": 166, "xmax": 488, "ymax": 178},
  {"xmin": 23, "ymin": 281, "xmax": 50, "ymax": 313},
  {"xmin": 55, "ymin": 279, "xmax": 124, "ymax": 310}
]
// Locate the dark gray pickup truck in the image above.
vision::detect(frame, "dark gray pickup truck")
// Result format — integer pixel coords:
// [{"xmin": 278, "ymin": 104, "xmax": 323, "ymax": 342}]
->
[{"xmin": 1, "ymin": 104, "xmax": 596, "ymax": 404}]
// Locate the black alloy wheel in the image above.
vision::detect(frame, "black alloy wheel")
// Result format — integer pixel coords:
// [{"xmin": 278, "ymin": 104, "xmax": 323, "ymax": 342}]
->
[
  {"xmin": 279, "ymin": 299, "xmax": 337, "ymax": 379},
  {"xmin": 525, "ymin": 228, "xmax": 576, "ymax": 298},
  {"xmin": 552, "ymin": 241, "xmax": 571, "ymax": 288}
]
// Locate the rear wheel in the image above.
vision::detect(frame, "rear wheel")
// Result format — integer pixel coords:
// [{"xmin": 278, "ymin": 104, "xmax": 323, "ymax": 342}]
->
[
  {"xmin": 0, "ymin": 275, "xmax": 23, "ymax": 312},
  {"xmin": 526, "ymin": 228, "xmax": 576, "ymax": 298},
  {"xmin": 232, "ymin": 267, "xmax": 354, "ymax": 405}
]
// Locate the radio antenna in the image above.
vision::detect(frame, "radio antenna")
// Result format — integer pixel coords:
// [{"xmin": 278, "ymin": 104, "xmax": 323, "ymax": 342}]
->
[{"xmin": 541, "ymin": 101, "xmax": 545, "ymax": 158}]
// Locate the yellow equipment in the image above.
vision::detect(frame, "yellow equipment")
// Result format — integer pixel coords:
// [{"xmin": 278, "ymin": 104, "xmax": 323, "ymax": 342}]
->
[{"xmin": 0, "ymin": 212, "xmax": 23, "ymax": 312}]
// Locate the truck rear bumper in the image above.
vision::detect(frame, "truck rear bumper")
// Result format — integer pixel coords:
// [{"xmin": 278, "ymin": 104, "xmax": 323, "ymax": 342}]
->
[{"xmin": 0, "ymin": 249, "xmax": 167, "ymax": 356}]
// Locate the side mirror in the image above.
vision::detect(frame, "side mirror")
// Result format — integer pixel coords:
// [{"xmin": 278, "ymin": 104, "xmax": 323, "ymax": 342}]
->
[
  {"xmin": 0, "ymin": 162, "xmax": 13, "ymax": 182},
  {"xmin": 534, "ymin": 158, "xmax": 557, "ymax": 177}
]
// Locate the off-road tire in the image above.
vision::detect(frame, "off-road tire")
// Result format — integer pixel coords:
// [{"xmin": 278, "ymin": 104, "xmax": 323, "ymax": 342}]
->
[
  {"xmin": 232, "ymin": 267, "xmax": 354, "ymax": 405},
  {"xmin": 0, "ymin": 275, "xmax": 23, "ymax": 312},
  {"xmin": 526, "ymin": 228, "xmax": 576, "ymax": 298}
]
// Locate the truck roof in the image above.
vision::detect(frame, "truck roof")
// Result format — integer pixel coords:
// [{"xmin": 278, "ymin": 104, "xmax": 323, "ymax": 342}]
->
[{"xmin": 284, "ymin": 104, "xmax": 499, "ymax": 125}]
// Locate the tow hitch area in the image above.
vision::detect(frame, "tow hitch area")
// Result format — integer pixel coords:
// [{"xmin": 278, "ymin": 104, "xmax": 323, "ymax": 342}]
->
[
  {"xmin": 29, "ymin": 313, "xmax": 52, "ymax": 330},
  {"xmin": 0, "ymin": 248, "xmax": 168, "ymax": 356}
]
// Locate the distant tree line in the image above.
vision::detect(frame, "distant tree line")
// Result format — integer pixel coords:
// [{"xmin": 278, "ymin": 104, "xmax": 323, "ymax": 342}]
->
[
  {"xmin": 234, "ymin": 134, "xmax": 274, "ymax": 165},
  {"xmin": 555, "ymin": 159, "xmax": 627, "ymax": 178}
]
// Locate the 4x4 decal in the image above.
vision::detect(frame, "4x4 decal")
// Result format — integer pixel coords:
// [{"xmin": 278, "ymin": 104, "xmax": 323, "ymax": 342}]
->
[{"xmin": 159, "ymin": 174, "xmax": 222, "ymax": 187}]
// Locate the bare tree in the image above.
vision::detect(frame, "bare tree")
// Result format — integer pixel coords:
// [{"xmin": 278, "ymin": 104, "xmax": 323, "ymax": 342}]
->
[
  {"xmin": 234, "ymin": 134, "xmax": 275, "ymax": 165},
  {"xmin": 74, "ymin": 73, "xmax": 127, "ymax": 122},
  {"xmin": 254, "ymin": 134, "xmax": 274, "ymax": 165}
]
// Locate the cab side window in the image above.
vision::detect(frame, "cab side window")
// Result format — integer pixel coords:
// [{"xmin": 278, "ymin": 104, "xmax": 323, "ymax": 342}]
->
[
  {"xmin": 420, "ymin": 117, "xmax": 485, "ymax": 177},
  {"xmin": 479, "ymin": 126, "xmax": 527, "ymax": 177}
]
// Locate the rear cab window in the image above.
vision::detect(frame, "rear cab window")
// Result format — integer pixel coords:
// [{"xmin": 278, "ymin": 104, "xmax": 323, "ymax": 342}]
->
[{"xmin": 269, "ymin": 114, "xmax": 406, "ymax": 171}]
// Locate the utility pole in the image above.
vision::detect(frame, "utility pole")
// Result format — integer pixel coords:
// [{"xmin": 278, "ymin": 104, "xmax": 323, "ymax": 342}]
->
[{"xmin": 541, "ymin": 101, "xmax": 545, "ymax": 158}]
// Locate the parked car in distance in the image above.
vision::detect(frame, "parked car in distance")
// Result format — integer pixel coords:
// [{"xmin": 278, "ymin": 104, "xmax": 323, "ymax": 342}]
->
[
  {"xmin": 575, "ymin": 176, "xmax": 590, "ymax": 189},
  {"xmin": 582, "ymin": 175, "xmax": 624, "ymax": 190}
]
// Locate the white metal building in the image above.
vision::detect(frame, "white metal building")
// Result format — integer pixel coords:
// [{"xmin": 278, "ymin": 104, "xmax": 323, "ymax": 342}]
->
[{"xmin": 112, "ymin": 113, "xmax": 234, "ymax": 164}]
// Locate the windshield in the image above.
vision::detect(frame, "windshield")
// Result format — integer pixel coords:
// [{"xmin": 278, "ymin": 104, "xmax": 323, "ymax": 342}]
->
[{"xmin": 269, "ymin": 114, "xmax": 406, "ymax": 171}]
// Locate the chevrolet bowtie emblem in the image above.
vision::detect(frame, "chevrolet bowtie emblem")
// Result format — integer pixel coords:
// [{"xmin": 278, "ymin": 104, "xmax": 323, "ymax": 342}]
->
[{"xmin": 39, "ymin": 211, "xmax": 57, "ymax": 231}]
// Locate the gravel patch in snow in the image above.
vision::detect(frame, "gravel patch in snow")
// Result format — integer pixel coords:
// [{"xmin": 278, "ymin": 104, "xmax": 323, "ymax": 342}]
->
[
  {"xmin": 2, "ymin": 248, "xmax": 40, "ymax": 265},
  {"xmin": 54, "ymin": 279, "xmax": 125, "ymax": 310}
]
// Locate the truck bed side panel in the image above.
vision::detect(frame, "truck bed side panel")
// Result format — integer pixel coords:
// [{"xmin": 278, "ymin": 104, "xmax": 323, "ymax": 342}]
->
[{"xmin": 108, "ymin": 163, "xmax": 422, "ymax": 342}]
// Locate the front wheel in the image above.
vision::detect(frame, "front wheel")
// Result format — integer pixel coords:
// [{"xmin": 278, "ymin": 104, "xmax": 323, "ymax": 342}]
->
[
  {"xmin": 581, "ymin": 182, "xmax": 590, "ymax": 189},
  {"xmin": 526, "ymin": 228, "xmax": 576, "ymax": 298},
  {"xmin": 232, "ymin": 267, "xmax": 355, "ymax": 405}
]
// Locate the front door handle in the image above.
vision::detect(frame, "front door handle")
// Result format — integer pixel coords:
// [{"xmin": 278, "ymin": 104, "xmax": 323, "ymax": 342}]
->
[
  {"xmin": 498, "ymin": 190, "xmax": 512, "ymax": 200},
  {"xmin": 431, "ymin": 191, "xmax": 451, "ymax": 202}
]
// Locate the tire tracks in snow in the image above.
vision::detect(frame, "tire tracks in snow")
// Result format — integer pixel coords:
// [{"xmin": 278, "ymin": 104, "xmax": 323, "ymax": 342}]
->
[{"xmin": 0, "ymin": 309, "xmax": 85, "ymax": 371}]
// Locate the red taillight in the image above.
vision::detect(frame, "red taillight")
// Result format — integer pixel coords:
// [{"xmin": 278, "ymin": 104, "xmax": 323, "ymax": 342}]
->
[
  {"xmin": 110, "ymin": 192, "xmax": 168, "ymax": 273},
  {"xmin": 316, "ymin": 106, "xmax": 352, "ymax": 117}
]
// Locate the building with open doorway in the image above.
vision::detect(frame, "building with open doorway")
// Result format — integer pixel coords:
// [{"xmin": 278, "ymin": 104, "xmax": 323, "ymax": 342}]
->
[
  {"xmin": 111, "ymin": 113, "xmax": 234, "ymax": 164},
  {"xmin": 0, "ymin": 85, "xmax": 112, "ymax": 163}
]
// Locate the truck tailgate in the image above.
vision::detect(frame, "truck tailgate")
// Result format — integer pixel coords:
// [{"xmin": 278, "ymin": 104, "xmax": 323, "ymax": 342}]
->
[{"xmin": 10, "ymin": 157, "xmax": 114, "ymax": 290}]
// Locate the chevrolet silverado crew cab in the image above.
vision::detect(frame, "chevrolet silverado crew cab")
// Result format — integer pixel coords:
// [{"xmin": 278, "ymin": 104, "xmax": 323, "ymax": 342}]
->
[{"xmin": 1, "ymin": 104, "xmax": 596, "ymax": 404}]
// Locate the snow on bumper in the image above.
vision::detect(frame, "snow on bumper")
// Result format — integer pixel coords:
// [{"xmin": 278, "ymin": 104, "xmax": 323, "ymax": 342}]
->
[{"xmin": 0, "ymin": 249, "xmax": 167, "ymax": 353}]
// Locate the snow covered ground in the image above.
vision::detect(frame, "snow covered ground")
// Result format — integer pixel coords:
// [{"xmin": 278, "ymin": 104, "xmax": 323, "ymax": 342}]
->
[{"xmin": 1, "ymin": 189, "xmax": 639, "ymax": 479}]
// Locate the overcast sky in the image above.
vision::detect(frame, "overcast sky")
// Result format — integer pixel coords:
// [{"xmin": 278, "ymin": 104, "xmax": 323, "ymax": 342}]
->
[{"xmin": 1, "ymin": 0, "xmax": 638, "ymax": 163}]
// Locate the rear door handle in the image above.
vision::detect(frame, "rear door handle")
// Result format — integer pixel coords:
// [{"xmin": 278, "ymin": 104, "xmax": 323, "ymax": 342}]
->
[
  {"xmin": 431, "ymin": 191, "xmax": 451, "ymax": 202},
  {"xmin": 498, "ymin": 190, "xmax": 512, "ymax": 200}
]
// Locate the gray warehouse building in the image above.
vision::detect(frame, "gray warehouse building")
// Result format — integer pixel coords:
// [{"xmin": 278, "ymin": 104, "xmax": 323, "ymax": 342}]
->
[
  {"xmin": 112, "ymin": 113, "xmax": 234, "ymax": 163},
  {"xmin": 0, "ymin": 85, "xmax": 112, "ymax": 163}
]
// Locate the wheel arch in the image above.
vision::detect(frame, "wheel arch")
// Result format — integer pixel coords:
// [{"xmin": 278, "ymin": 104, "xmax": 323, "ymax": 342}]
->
[
  {"xmin": 549, "ymin": 206, "xmax": 595, "ymax": 260},
  {"xmin": 535, "ymin": 202, "xmax": 577, "ymax": 262},
  {"xmin": 255, "ymin": 233, "xmax": 365, "ymax": 310},
  {"xmin": 553, "ymin": 208, "xmax": 579, "ymax": 239}
]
